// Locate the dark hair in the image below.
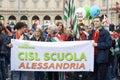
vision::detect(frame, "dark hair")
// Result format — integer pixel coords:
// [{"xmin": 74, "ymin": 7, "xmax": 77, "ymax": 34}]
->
[
  {"xmin": 94, "ymin": 16, "xmax": 102, "ymax": 22},
  {"xmin": 109, "ymin": 24, "xmax": 115, "ymax": 32},
  {"xmin": 15, "ymin": 22, "xmax": 26, "ymax": 30}
]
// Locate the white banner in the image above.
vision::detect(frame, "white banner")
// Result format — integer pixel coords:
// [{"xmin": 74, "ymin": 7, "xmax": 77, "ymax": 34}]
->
[{"xmin": 11, "ymin": 39, "xmax": 94, "ymax": 72}]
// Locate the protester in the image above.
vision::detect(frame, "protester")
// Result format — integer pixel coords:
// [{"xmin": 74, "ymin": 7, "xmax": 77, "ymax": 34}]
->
[
  {"xmin": 30, "ymin": 28, "xmax": 45, "ymax": 80},
  {"xmin": 9, "ymin": 22, "xmax": 30, "ymax": 80},
  {"xmin": 74, "ymin": 25, "xmax": 88, "ymax": 80},
  {"xmin": 87, "ymin": 23, "xmax": 94, "ymax": 34},
  {"xmin": 0, "ymin": 25, "xmax": 3, "ymax": 80},
  {"xmin": 65, "ymin": 27, "xmax": 75, "ymax": 41},
  {"xmin": 45, "ymin": 25, "xmax": 60, "ymax": 80},
  {"xmin": 42, "ymin": 24, "xmax": 49, "ymax": 41},
  {"xmin": 56, "ymin": 22, "xmax": 66, "ymax": 41},
  {"xmin": 88, "ymin": 16, "xmax": 112, "ymax": 80},
  {"xmin": 0, "ymin": 25, "xmax": 7, "ymax": 80},
  {"xmin": 111, "ymin": 30, "xmax": 120, "ymax": 80},
  {"xmin": 31, "ymin": 23, "xmax": 37, "ymax": 32}
]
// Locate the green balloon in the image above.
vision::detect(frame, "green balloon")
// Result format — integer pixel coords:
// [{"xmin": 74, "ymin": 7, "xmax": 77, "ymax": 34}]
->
[
  {"xmin": 84, "ymin": 5, "xmax": 90, "ymax": 17},
  {"xmin": 0, "ymin": 17, "xmax": 4, "ymax": 20}
]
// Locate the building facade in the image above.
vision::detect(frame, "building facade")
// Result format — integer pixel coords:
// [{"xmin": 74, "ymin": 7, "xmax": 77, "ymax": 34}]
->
[
  {"xmin": 0, "ymin": 0, "xmax": 120, "ymax": 27},
  {"xmin": 0, "ymin": 0, "xmax": 64, "ymax": 27}
]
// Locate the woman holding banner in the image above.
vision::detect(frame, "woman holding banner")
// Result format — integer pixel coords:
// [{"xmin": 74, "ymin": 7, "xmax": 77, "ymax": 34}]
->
[
  {"xmin": 30, "ymin": 28, "xmax": 45, "ymax": 80},
  {"xmin": 45, "ymin": 24, "xmax": 65, "ymax": 80}
]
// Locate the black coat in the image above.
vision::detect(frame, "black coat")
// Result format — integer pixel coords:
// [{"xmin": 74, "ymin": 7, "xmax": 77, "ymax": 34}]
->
[{"xmin": 88, "ymin": 27, "xmax": 112, "ymax": 63}]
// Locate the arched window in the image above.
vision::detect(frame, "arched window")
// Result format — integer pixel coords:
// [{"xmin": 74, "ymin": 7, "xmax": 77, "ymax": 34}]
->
[
  {"xmin": 55, "ymin": 15, "xmax": 62, "ymax": 20},
  {"xmin": 32, "ymin": 15, "xmax": 39, "ymax": 24},
  {"xmin": 44, "ymin": 15, "xmax": 50, "ymax": 20},
  {"xmin": 8, "ymin": 15, "xmax": 16, "ymax": 24},
  {"xmin": 8, "ymin": 15, "xmax": 16, "ymax": 20},
  {"xmin": 55, "ymin": 15, "xmax": 62, "ymax": 23},
  {"xmin": 32, "ymin": 15, "xmax": 39, "ymax": 20},
  {"xmin": 20, "ymin": 15, "xmax": 28, "ymax": 20},
  {"xmin": 20, "ymin": 15, "xmax": 28, "ymax": 24},
  {"xmin": 43, "ymin": 15, "xmax": 51, "ymax": 24}
]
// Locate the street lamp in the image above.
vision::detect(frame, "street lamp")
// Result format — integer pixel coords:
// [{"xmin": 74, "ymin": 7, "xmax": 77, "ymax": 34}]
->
[{"xmin": 18, "ymin": 0, "xmax": 20, "ymax": 21}]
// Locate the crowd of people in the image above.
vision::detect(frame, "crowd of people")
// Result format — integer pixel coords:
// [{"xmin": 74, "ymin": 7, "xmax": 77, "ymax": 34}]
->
[{"xmin": 0, "ymin": 16, "xmax": 120, "ymax": 80}]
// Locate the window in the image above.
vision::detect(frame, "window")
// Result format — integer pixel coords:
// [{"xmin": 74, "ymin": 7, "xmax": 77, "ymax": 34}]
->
[
  {"xmin": 0, "ymin": 0, "xmax": 2, "ymax": 8},
  {"xmin": 22, "ymin": 1, "xmax": 26, "ymax": 8},
  {"xmin": 102, "ymin": 0, "xmax": 106, "ymax": 7},
  {"xmin": 56, "ymin": 1, "xmax": 60, "ymax": 8},
  {"xmin": 90, "ymin": 0, "xmax": 94, "ymax": 7},
  {"xmin": 33, "ymin": 2, "xmax": 37, "ymax": 8},
  {"xmin": 45, "ymin": 1, "xmax": 48, "ymax": 8},
  {"xmin": 10, "ymin": 1, "xmax": 15, "ymax": 8},
  {"xmin": 79, "ymin": 1, "xmax": 83, "ymax": 7}
]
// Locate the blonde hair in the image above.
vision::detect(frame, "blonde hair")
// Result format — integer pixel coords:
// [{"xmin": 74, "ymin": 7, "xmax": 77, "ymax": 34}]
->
[{"xmin": 35, "ymin": 28, "xmax": 43, "ymax": 39}]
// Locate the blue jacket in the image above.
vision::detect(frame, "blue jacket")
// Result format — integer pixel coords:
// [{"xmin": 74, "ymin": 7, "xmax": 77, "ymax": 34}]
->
[
  {"xmin": 0, "ymin": 34, "xmax": 4, "ymax": 53},
  {"xmin": 88, "ymin": 27, "xmax": 112, "ymax": 63},
  {"xmin": 0, "ymin": 34, "xmax": 10, "ymax": 55}
]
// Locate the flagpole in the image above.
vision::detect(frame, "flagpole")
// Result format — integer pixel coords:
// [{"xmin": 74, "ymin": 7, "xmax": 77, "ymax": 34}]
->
[{"xmin": 18, "ymin": 0, "xmax": 20, "ymax": 21}]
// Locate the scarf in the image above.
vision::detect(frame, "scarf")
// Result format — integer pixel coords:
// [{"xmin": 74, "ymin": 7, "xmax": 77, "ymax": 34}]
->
[
  {"xmin": 16, "ymin": 32, "xmax": 23, "ymax": 40},
  {"xmin": 92, "ymin": 30, "xmax": 101, "ymax": 55},
  {"xmin": 16, "ymin": 31, "xmax": 21, "ymax": 39}
]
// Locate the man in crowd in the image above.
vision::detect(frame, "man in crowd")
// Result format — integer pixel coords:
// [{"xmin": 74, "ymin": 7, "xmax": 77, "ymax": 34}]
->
[{"xmin": 88, "ymin": 16, "xmax": 112, "ymax": 80}]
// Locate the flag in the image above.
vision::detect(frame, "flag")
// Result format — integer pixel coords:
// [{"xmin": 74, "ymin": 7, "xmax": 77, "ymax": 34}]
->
[
  {"xmin": 63, "ymin": 0, "xmax": 70, "ymax": 26},
  {"xmin": 64, "ymin": 0, "xmax": 80, "ymax": 39}
]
